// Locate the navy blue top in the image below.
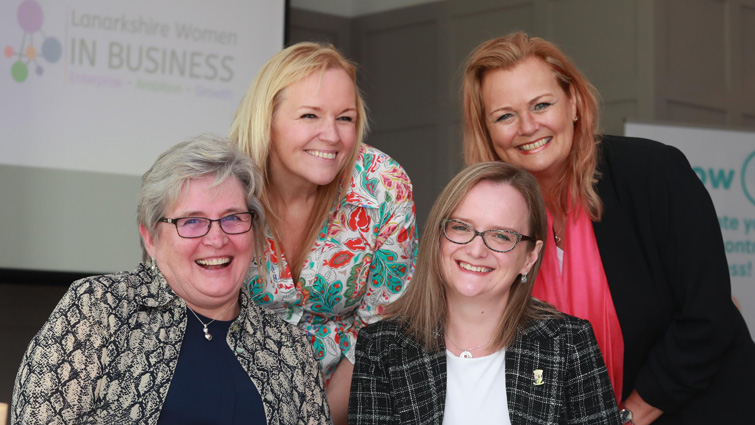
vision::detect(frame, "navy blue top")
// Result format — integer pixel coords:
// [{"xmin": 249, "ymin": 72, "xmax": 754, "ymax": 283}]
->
[{"xmin": 158, "ymin": 308, "xmax": 267, "ymax": 424}]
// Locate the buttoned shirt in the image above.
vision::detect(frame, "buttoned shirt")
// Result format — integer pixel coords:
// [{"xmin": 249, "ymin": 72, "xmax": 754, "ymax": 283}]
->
[{"xmin": 248, "ymin": 144, "xmax": 417, "ymax": 378}]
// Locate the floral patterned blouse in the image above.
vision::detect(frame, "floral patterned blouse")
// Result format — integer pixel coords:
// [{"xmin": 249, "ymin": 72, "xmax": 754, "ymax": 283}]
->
[{"xmin": 248, "ymin": 144, "xmax": 417, "ymax": 379}]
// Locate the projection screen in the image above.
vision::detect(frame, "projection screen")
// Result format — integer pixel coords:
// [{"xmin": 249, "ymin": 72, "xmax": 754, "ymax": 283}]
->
[{"xmin": 0, "ymin": 0, "xmax": 285, "ymax": 274}]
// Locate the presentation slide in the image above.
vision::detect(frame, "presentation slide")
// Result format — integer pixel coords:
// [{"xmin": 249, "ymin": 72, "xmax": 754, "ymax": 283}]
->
[
  {"xmin": 1, "ymin": 0, "xmax": 285, "ymax": 176},
  {"xmin": 0, "ymin": 0, "xmax": 284, "ymax": 275},
  {"xmin": 625, "ymin": 121, "xmax": 755, "ymax": 338}
]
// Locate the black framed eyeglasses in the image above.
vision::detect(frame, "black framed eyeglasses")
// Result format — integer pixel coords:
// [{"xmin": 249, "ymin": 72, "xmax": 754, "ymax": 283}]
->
[
  {"xmin": 442, "ymin": 218, "xmax": 534, "ymax": 253},
  {"xmin": 159, "ymin": 212, "xmax": 254, "ymax": 238}
]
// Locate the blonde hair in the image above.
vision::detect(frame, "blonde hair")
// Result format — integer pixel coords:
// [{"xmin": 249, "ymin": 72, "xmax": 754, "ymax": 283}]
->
[
  {"xmin": 386, "ymin": 162, "xmax": 559, "ymax": 352},
  {"xmin": 229, "ymin": 42, "xmax": 368, "ymax": 279},
  {"xmin": 462, "ymin": 32, "xmax": 603, "ymax": 221}
]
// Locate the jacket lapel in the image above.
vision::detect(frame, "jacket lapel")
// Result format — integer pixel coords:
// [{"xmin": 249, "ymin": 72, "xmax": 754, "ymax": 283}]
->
[{"xmin": 505, "ymin": 320, "xmax": 561, "ymax": 424}]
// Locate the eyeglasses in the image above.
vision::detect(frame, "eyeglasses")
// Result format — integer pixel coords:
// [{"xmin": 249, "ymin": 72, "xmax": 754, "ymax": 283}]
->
[
  {"xmin": 159, "ymin": 212, "xmax": 254, "ymax": 238},
  {"xmin": 442, "ymin": 218, "xmax": 534, "ymax": 253}
]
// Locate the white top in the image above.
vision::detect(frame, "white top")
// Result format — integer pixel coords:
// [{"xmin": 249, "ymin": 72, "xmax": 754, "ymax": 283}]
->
[
  {"xmin": 443, "ymin": 349, "xmax": 511, "ymax": 425},
  {"xmin": 557, "ymin": 245, "xmax": 564, "ymax": 272}
]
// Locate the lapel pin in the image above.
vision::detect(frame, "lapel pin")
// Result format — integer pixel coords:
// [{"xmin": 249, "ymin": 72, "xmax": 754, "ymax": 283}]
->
[{"xmin": 533, "ymin": 369, "xmax": 544, "ymax": 386}]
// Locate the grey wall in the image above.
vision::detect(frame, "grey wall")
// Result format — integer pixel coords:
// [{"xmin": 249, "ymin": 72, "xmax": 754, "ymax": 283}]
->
[
  {"xmin": 653, "ymin": 0, "xmax": 755, "ymax": 127},
  {"xmin": 0, "ymin": 165, "xmax": 143, "ymax": 274},
  {"xmin": 0, "ymin": 166, "xmax": 141, "ymax": 406},
  {"xmin": 353, "ymin": 2, "xmax": 457, "ymax": 230},
  {"xmin": 290, "ymin": 0, "xmax": 755, "ymax": 230}
]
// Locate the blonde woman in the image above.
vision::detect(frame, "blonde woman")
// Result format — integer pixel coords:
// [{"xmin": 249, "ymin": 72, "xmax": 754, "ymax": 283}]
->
[
  {"xmin": 230, "ymin": 42, "xmax": 416, "ymax": 423},
  {"xmin": 349, "ymin": 162, "xmax": 619, "ymax": 424}
]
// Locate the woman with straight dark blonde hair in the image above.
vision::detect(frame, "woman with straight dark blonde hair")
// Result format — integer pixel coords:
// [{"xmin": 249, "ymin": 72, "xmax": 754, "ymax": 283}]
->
[
  {"xmin": 230, "ymin": 42, "xmax": 417, "ymax": 423},
  {"xmin": 462, "ymin": 31, "xmax": 755, "ymax": 424},
  {"xmin": 349, "ymin": 162, "xmax": 619, "ymax": 424}
]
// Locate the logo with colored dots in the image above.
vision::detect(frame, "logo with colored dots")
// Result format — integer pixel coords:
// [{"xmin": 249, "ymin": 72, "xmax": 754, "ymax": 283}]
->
[{"xmin": 4, "ymin": 0, "xmax": 62, "ymax": 83}]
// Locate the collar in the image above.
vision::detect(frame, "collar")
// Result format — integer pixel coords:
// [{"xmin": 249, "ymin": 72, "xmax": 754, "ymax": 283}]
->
[
  {"xmin": 517, "ymin": 316, "xmax": 563, "ymax": 341},
  {"xmin": 132, "ymin": 262, "xmax": 181, "ymax": 308},
  {"xmin": 134, "ymin": 262, "xmax": 257, "ymax": 322},
  {"xmin": 235, "ymin": 288, "xmax": 255, "ymax": 326},
  {"xmin": 338, "ymin": 144, "xmax": 383, "ymax": 210}
]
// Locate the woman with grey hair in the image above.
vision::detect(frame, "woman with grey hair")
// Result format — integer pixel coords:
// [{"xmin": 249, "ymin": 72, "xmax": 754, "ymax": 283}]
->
[{"xmin": 12, "ymin": 134, "xmax": 330, "ymax": 424}]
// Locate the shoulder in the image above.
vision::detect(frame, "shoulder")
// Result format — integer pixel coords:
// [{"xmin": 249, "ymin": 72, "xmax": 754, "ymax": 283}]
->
[
  {"xmin": 64, "ymin": 264, "xmax": 154, "ymax": 314},
  {"xmin": 599, "ymin": 135, "xmax": 692, "ymax": 178},
  {"xmin": 597, "ymin": 135, "xmax": 706, "ymax": 210},
  {"xmin": 357, "ymin": 145, "xmax": 407, "ymax": 175},
  {"xmin": 355, "ymin": 320, "xmax": 439, "ymax": 370},
  {"xmin": 357, "ymin": 318, "xmax": 406, "ymax": 340},
  {"xmin": 248, "ymin": 300, "xmax": 313, "ymax": 351},
  {"xmin": 356, "ymin": 319, "xmax": 419, "ymax": 349},
  {"xmin": 251, "ymin": 301, "xmax": 298, "ymax": 333},
  {"xmin": 347, "ymin": 144, "xmax": 414, "ymax": 207},
  {"xmin": 519, "ymin": 314, "xmax": 594, "ymax": 343},
  {"xmin": 509, "ymin": 316, "xmax": 601, "ymax": 376}
]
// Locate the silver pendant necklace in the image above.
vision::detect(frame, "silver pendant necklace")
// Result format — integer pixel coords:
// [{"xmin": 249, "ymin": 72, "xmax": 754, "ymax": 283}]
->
[
  {"xmin": 446, "ymin": 334, "xmax": 491, "ymax": 359},
  {"xmin": 553, "ymin": 224, "xmax": 564, "ymax": 245},
  {"xmin": 553, "ymin": 215, "xmax": 567, "ymax": 246},
  {"xmin": 187, "ymin": 302, "xmax": 236, "ymax": 341}
]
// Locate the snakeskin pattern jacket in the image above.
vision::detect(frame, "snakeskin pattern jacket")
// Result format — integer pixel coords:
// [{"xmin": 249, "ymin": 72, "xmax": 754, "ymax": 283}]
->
[{"xmin": 12, "ymin": 263, "xmax": 331, "ymax": 424}]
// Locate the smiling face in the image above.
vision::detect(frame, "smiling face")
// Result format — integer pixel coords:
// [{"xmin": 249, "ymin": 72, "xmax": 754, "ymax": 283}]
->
[
  {"xmin": 440, "ymin": 180, "xmax": 542, "ymax": 308},
  {"xmin": 269, "ymin": 67, "xmax": 358, "ymax": 193},
  {"xmin": 140, "ymin": 175, "xmax": 254, "ymax": 314},
  {"xmin": 481, "ymin": 56, "xmax": 577, "ymax": 183}
]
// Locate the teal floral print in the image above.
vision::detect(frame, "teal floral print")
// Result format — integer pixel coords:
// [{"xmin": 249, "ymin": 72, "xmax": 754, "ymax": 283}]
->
[{"xmin": 247, "ymin": 145, "xmax": 417, "ymax": 382}]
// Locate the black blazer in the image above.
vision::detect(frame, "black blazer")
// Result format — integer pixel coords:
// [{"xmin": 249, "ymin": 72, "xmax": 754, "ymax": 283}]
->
[
  {"xmin": 593, "ymin": 136, "xmax": 755, "ymax": 424},
  {"xmin": 348, "ymin": 315, "xmax": 620, "ymax": 425}
]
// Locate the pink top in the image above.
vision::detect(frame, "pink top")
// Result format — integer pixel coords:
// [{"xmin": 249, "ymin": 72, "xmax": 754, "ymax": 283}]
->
[{"xmin": 533, "ymin": 206, "xmax": 624, "ymax": 402}]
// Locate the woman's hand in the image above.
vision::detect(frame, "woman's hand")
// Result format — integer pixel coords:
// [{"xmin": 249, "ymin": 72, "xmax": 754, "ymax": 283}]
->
[
  {"xmin": 623, "ymin": 390, "xmax": 663, "ymax": 425},
  {"xmin": 326, "ymin": 359, "xmax": 354, "ymax": 425}
]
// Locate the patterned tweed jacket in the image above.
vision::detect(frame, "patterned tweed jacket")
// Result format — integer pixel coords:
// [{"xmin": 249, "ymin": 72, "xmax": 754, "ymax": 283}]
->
[
  {"xmin": 349, "ymin": 315, "xmax": 620, "ymax": 425},
  {"xmin": 12, "ymin": 263, "xmax": 330, "ymax": 425}
]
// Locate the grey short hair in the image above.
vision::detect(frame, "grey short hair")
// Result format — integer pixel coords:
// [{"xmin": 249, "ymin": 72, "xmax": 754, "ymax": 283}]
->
[{"xmin": 137, "ymin": 134, "xmax": 264, "ymax": 260}]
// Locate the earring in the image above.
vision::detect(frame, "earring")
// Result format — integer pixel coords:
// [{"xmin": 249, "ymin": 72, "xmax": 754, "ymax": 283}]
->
[
  {"xmin": 151, "ymin": 257, "xmax": 157, "ymax": 274},
  {"xmin": 521, "ymin": 273, "xmax": 528, "ymax": 283},
  {"xmin": 573, "ymin": 115, "xmax": 578, "ymax": 122}
]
